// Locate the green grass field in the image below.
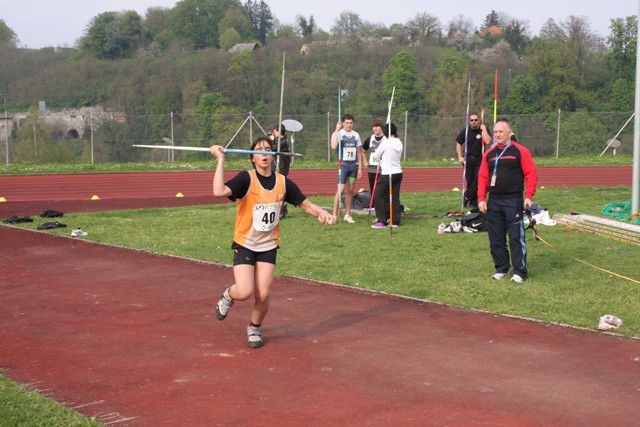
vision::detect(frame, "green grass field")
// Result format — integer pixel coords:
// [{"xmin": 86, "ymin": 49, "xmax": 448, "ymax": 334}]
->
[
  {"xmin": 0, "ymin": 374, "xmax": 101, "ymax": 426},
  {"xmin": 0, "ymin": 155, "xmax": 633, "ymax": 175},
  {"xmin": 16, "ymin": 186, "xmax": 640, "ymax": 337}
]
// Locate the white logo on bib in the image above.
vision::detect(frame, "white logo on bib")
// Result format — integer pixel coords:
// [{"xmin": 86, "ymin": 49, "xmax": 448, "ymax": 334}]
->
[{"xmin": 253, "ymin": 202, "xmax": 282, "ymax": 231}]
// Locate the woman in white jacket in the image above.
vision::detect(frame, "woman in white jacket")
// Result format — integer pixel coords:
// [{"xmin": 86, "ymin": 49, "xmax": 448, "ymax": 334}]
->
[{"xmin": 371, "ymin": 123, "xmax": 403, "ymax": 228}]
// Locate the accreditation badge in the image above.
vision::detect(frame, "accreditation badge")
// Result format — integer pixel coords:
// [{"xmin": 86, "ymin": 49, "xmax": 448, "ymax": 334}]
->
[{"xmin": 490, "ymin": 174, "xmax": 497, "ymax": 187}]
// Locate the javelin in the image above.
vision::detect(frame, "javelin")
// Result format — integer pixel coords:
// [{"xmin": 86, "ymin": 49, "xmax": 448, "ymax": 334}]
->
[
  {"xmin": 493, "ymin": 69, "xmax": 498, "ymax": 125},
  {"xmin": 461, "ymin": 74, "xmax": 471, "ymax": 211},
  {"xmin": 387, "ymin": 86, "xmax": 396, "ymax": 236},
  {"xmin": 276, "ymin": 52, "xmax": 286, "ymax": 171},
  {"xmin": 133, "ymin": 144, "xmax": 303, "ymax": 156}
]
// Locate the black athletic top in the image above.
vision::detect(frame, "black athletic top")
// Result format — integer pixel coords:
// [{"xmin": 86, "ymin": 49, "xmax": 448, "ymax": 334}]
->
[
  {"xmin": 225, "ymin": 170, "xmax": 306, "ymax": 206},
  {"xmin": 478, "ymin": 141, "xmax": 538, "ymax": 201},
  {"xmin": 456, "ymin": 127, "xmax": 491, "ymax": 159},
  {"xmin": 276, "ymin": 137, "xmax": 291, "ymax": 176}
]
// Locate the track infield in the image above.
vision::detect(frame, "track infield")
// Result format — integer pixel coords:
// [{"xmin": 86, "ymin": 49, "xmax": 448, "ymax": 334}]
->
[{"xmin": 2, "ymin": 225, "xmax": 640, "ymax": 425}]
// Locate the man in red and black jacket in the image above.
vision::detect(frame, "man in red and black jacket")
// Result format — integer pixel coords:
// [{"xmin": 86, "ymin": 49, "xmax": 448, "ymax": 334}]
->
[{"xmin": 478, "ymin": 118, "xmax": 538, "ymax": 284}]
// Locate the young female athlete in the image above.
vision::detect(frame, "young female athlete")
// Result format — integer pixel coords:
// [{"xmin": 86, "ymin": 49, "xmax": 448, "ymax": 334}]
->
[{"xmin": 210, "ymin": 137, "xmax": 335, "ymax": 349}]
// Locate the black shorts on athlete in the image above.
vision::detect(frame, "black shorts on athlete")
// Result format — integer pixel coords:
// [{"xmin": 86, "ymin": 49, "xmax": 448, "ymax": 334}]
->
[{"xmin": 233, "ymin": 244, "xmax": 278, "ymax": 266}]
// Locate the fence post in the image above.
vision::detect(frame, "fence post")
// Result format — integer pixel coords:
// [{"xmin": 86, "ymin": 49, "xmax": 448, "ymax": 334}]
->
[
  {"xmin": 90, "ymin": 112, "xmax": 94, "ymax": 164},
  {"xmin": 249, "ymin": 111, "xmax": 253, "ymax": 145},
  {"xmin": 2, "ymin": 96, "xmax": 8, "ymax": 165},
  {"xmin": 555, "ymin": 109, "xmax": 561, "ymax": 159},
  {"xmin": 170, "ymin": 111, "xmax": 175, "ymax": 162},
  {"xmin": 32, "ymin": 123, "xmax": 37, "ymax": 160},
  {"xmin": 404, "ymin": 110, "xmax": 408, "ymax": 161},
  {"xmin": 327, "ymin": 111, "xmax": 330, "ymax": 162}
]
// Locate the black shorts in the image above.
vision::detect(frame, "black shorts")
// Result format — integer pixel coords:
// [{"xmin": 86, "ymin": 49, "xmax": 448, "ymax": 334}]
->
[{"xmin": 233, "ymin": 245, "xmax": 278, "ymax": 266}]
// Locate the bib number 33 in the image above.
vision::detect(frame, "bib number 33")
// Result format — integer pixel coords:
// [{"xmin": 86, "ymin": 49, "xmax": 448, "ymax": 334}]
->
[{"xmin": 253, "ymin": 202, "xmax": 282, "ymax": 231}]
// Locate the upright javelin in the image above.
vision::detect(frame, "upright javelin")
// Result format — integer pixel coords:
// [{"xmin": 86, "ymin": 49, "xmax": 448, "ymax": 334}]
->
[
  {"xmin": 275, "ymin": 53, "xmax": 286, "ymax": 172},
  {"xmin": 461, "ymin": 74, "xmax": 471, "ymax": 211}
]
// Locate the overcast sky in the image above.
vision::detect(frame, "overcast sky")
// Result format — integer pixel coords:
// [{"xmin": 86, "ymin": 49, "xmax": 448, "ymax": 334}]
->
[{"xmin": 1, "ymin": 0, "xmax": 637, "ymax": 48}]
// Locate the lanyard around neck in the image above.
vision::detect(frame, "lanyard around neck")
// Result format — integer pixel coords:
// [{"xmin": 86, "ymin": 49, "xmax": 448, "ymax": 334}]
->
[{"xmin": 492, "ymin": 143, "xmax": 511, "ymax": 175}]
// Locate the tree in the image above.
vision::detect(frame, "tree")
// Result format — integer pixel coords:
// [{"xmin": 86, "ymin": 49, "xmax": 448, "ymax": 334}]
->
[
  {"xmin": 446, "ymin": 15, "xmax": 474, "ymax": 49},
  {"xmin": 171, "ymin": 0, "xmax": 235, "ymax": 49},
  {"xmin": 227, "ymin": 50, "xmax": 267, "ymax": 106},
  {"xmin": 244, "ymin": 0, "xmax": 274, "ymax": 44},
  {"xmin": 608, "ymin": 16, "xmax": 637, "ymax": 80},
  {"xmin": 331, "ymin": 11, "xmax": 364, "ymax": 43},
  {"xmin": 81, "ymin": 11, "xmax": 143, "ymax": 59},
  {"xmin": 182, "ymin": 80, "xmax": 208, "ymax": 110},
  {"xmin": 383, "ymin": 50, "xmax": 420, "ymax": 115},
  {"xmin": 561, "ymin": 16, "xmax": 601, "ymax": 83},
  {"xmin": 220, "ymin": 27, "xmax": 243, "ymax": 49},
  {"xmin": 527, "ymin": 37, "xmax": 587, "ymax": 110},
  {"xmin": 0, "ymin": 19, "xmax": 18, "ymax": 47},
  {"xmin": 220, "ymin": 4, "xmax": 254, "ymax": 40},
  {"xmin": 193, "ymin": 91, "xmax": 229, "ymax": 145},
  {"xmin": 504, "ymin": 76, "xmax": 539, "ymax": 113},
  {"xmin": 273, "ymin": 24, "xmax": 299, "ymax": 40},
  {"xmin": 297, "ymin": 15, "xmax": 315, "ymax": 41},
  {"xmin": 437, "ymin": 48, "xmax": 468, "ymax": 79},
  {"xmin": 610, "ymin": 78, "xmax": 634, "ymax": 111},
  {"xmin": 504, "ymin": 18, "xmax": 529, "ymax": 56},
  {"xmin": 539, "ymin": 18, "xmax": 565, "ymax": 40},
  {"xmin": 406, "ymin": 12, "xmax": 442, "ymax": 45},
  {"xmin": 482, "ymin": 10, "xmax": 502, "ymax": 29},
  {"xmin": 144, "ymin": 7, "xmax": 172, "ymax": 46}
]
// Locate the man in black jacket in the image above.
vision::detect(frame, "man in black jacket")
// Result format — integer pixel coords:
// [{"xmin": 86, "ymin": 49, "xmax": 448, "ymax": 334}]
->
[{"xmin": 456, "ymin": 113, "xmax": 492, "ymax": 210}]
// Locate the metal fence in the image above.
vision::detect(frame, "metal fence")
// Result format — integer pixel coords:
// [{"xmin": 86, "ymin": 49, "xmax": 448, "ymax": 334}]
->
[{"xmin": 1, "ymin": 110, "xmax": 635, "ymax": 165}]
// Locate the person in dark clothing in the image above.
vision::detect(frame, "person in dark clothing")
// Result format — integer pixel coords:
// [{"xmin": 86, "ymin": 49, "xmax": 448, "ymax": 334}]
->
[
  {"xmin": 371, "ymin": 123, "xmax": 403, "ymax": 228},
  {"xmin": 362, "ymin": 118, "xmax": 386, "ymax": 194},
  {"xmin": 478, "ymin": 118, "xmax": 538, "ymax": 284},
  {"xmin": 456, "ymin": 113, "xmax": 492, "ymax": 209},
  {"xmin": 269, "ymin": 124, "xmax": 291, "ymax": 218}
]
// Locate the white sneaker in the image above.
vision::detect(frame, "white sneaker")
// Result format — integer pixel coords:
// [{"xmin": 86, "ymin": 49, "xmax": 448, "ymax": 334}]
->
[
  {"xmin": 70, "ymin": 228, "xmax": 88, "ymax": 237},
  {"xmin": 510, "ymin": 274, "xmax": 524, "ymax": 284},
  {"xmin": 343, "ymin": 214, "xmax": 355, "ymax": 224},
  {"xmin": 215, "ymin": 288, "xmax": 234, "ymax": 320},
  {"xmin": 598, "ymin": 314, "xmax": 623, "ymax": 330},
  {"xmin": 492, "ymin": 273, "xmax": 507, "ymax": 280},
  {"xmin": 247, "ymin": 326, "xmax": 263, "ymax": 349}
]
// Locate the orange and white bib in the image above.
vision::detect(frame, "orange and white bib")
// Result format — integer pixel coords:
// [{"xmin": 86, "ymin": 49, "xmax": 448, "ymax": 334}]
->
[{"xmin": 233, "ymin": 170, "xmax": 286, "ymax": 252}]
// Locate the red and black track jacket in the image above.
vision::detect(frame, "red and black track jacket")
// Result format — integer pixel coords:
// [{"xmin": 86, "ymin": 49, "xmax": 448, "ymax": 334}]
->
[{"xmin": 477, "ymin": 141, "xmax": 538, "ymax": 202}]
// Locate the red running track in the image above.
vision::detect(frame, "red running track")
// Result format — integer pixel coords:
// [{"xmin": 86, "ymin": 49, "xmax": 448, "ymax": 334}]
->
[
  {"xmin": 0, "ymin": 166, "xmax": 631, "ymax": 203},
  {"xmin": 0, "ymin": 167, "xmax": 632, "ymax": 217},
  {"xmin": 2, "ymin": 226, "xmax": 640, "ymax": 425}
]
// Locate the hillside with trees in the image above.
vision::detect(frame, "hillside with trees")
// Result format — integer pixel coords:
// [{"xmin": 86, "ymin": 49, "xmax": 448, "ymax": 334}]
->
[
  {"xmin": 0, "ymin": 2, "xmax": 636, "ymax": 118},
  {"xmin": 0, "ymin": 2, "xmax": 637, "ymax": 164}
]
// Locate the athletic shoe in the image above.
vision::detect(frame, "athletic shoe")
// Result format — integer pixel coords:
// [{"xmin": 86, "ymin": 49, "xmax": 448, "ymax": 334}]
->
[
  {"xmin": 371, "ymin": 221, "xmax": 387, "ymax": 229},
  {"xmin": 214, "ymin": 288, "xmax": 234, "ymax": 321},
  {"xmin": 510, "ymin": 274, "xmax": 524, "ymax": 284},
  {"xmin": 389, "ymin": 223, "xmax": 398, "ymax": 228},
  {"xmin": 343, "ymin": 214, "xmax": 355, "ymax": 224},
  {"xmin": 247, "ymin": 326, "xmax": 263, "ymax": 349},
  {"xmin": 70, "ymin": 228, "xmax": 88, "ymax": 237},
  {"xmin": 598, "ymin": 314, "xmax": 623, "ymax": 330},
  {"xmin": 492, "ymin": 273, "xmax": 507, "ymax": 280}
]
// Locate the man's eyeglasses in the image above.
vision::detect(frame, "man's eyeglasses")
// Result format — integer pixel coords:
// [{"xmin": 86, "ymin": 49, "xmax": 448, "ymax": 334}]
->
[{"xmin": 469, "ymin": 119, "xmax": 479, "ymax": 122}]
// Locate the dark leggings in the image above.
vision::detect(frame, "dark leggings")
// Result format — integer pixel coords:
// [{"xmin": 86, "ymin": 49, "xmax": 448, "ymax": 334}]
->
[
  {"xmin": 368, "ymin": 171, "xmax": 378, "ymax": 194},
  {"xmin": 374, "ymin": 173, "xmax": 403, "ymax": 225}
]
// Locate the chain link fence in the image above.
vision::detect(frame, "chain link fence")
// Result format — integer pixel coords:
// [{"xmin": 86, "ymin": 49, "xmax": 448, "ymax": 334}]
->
[{"xmin": 1, "ymin": 110, "xmax": 635, "ymax": 165}]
